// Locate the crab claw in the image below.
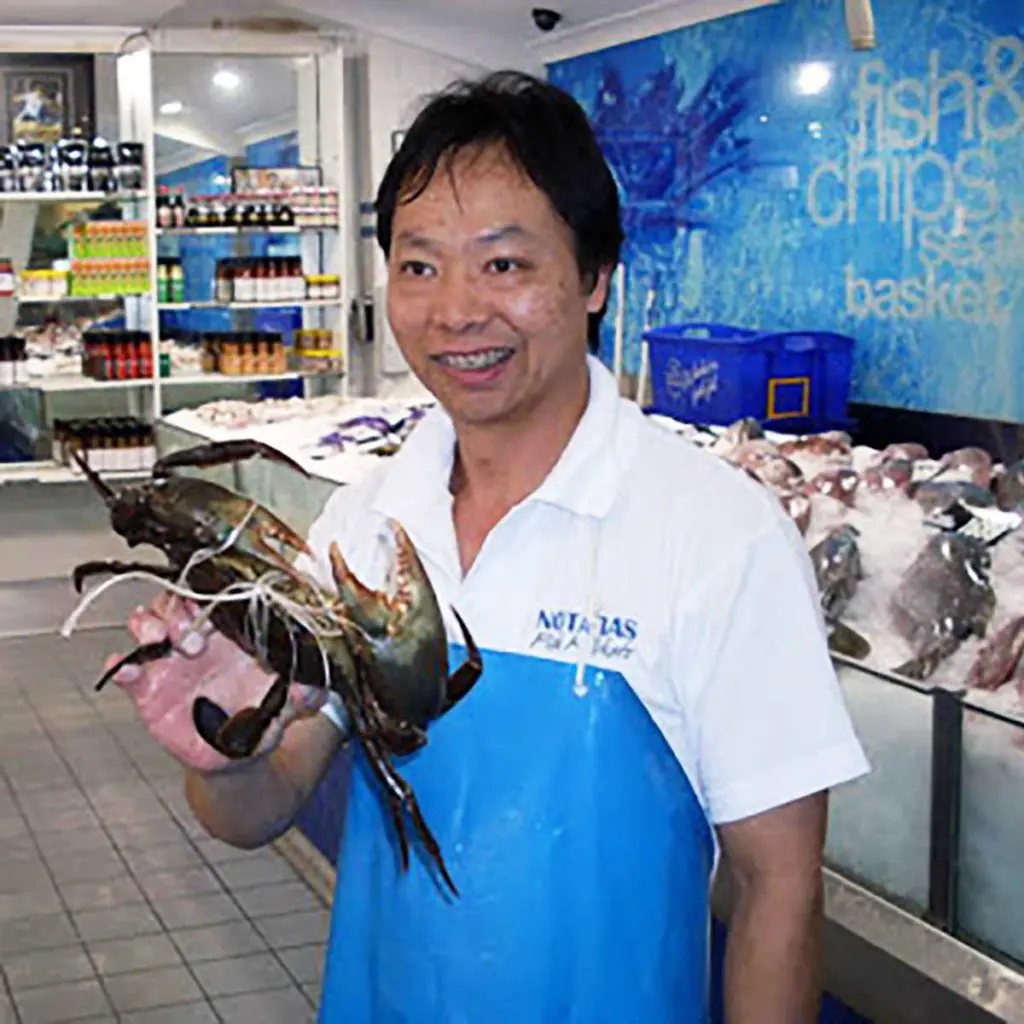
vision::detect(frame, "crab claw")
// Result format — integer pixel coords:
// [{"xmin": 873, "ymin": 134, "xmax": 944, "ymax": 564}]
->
[
  {"xmin": 192, "ymin": 675, "xmax": 290, "ymax": 760},
  {"xmin": 329, "ymin": 521, "xmax": 431, "ymax": 638}
]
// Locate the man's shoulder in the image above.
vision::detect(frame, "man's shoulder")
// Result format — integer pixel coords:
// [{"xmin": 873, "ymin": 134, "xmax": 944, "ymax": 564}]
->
[
  {"xmin": 309, "ymin": 457, "xmax": 395, "ymax": 542},
  {"xmin": 623, "ymin": 414, "xmax": 789, "ymax": 548}
]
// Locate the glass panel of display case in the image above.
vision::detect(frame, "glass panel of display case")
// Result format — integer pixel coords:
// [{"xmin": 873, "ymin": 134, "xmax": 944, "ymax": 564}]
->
[
  {"xmin": 151, "ymin": 50, "xmax": 342, "ymax": 411},
  {"xmin": 957, "ymin": 699, "xmax": 1024, "ymax": 967},
  {"xmin": 154, "ymin": 52, "xmax": 303, "ymax": 379},
  {"xmin": 824, "ymin": 662, "xmax": 934, "ymax": 914}
]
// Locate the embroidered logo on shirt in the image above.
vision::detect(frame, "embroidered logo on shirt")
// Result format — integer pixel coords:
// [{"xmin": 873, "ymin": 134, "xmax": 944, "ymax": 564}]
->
[{"xmin": 530, "ymin": 609, "xmax": 638, "ymax": 660}]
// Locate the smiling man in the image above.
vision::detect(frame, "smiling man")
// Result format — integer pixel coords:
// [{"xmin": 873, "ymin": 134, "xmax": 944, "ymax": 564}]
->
[{"xmin": 106, "ymin": 70, "xmax": 869, "ymax": 1023}]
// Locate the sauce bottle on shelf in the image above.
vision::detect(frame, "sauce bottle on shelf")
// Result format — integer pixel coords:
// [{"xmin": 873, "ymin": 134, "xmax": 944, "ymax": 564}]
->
[
  {"xmin": 215, "ymin": 261, "xmax": 232, "ymax": 304},
  {"xmin": 169, "ymin": 260, "xmax": 184, "ymax": 303}
]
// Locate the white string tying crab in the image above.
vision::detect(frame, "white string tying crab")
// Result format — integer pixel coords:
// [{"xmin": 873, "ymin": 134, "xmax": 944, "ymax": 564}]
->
[{"xmin": 62, "ymin": 436, "xmax": 483, "ymax": 898}]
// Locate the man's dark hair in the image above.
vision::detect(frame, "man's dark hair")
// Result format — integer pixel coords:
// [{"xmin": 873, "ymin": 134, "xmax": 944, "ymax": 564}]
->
[{"xmin": 375, "ymin": 70, "xmax": 623, "ymax": 353}]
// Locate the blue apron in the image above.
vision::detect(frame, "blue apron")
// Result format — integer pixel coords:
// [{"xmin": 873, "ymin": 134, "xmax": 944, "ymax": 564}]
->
[{"xmin": 318, "ymin": 643, "xmax": 716, "ymax": 1023}]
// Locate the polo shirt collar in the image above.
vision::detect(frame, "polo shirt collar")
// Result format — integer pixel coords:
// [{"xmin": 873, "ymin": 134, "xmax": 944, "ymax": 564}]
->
[{"xmin": 371, "ymin": 355, "xmax": 636, "ymax": 532}]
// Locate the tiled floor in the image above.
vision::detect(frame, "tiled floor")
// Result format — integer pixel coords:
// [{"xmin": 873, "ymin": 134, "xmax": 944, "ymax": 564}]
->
[{"xmin": 0, "ymin": 628, "xmax": 331, "ymax": 1024}]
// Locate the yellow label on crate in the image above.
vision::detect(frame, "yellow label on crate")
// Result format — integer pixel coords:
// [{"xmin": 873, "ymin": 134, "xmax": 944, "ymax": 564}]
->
[{"xmin": 767, "ymin": 376, "xmax": 810, "ymax": 419}]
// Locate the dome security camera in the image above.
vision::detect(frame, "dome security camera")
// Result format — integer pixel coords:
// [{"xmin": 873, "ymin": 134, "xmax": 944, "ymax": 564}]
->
[{"xmin": 531, "ymin": 8, "xmax": 562, "ymax": 32}]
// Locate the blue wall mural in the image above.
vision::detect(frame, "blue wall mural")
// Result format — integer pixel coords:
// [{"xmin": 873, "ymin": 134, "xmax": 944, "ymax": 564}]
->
[{"xmin": 547, "ymin": 0, "xmax": 1024, "ymax": 423}]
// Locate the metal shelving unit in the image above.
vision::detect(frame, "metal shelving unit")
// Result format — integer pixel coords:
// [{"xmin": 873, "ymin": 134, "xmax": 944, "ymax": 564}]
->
[{"xmin": 0, "ymin": 29, "xmax": 356, "ymax": 486}]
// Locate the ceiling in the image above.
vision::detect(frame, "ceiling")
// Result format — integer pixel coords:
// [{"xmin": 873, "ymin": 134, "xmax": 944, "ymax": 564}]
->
[
  {"xmin": 0, "ymin": 0, "xmax": 760, "ymax": 170},
  {"xmin": 0, "ymin": 0, "xmax": 676, "ymax": 50}
]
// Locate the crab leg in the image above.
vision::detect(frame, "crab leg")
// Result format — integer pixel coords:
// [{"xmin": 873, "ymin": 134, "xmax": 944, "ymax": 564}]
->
[
  {"xmin": 153, "ymin": 439, "xmax": 311, "ymax": 480},
  {"xmin": 373, "ymin": 740, "xmax": 458, "ymax": 897},
  {"xmin": 341, "ymin": 648, "xmax": 456, "ymax": 895},
  {"xmin": 442, "ymin": 607, "xmax": 483, "ymax": 713},
  {"xmin": 358, "ymin": 728, "xmax": 458, "ymax": 897},
  {"xmin": 94, "ymin": 639, "xmax": 173, "ymax": 692},
  {"xmin": 192, "ymin": 674, "xmax": 291, "ymax": 760}
]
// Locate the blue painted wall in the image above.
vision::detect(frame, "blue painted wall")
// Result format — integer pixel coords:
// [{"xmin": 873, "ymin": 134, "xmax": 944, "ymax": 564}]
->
[{"xmin": 547, "ymin": 0, "xmax": 1024, "ymax": 423}]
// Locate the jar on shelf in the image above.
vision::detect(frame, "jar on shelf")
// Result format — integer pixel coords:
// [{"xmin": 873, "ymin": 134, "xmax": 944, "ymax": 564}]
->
[
  {"xmin": 306, "ymin": 274, "xmax": 340, "ymax": 301},
  {"xmin": 0, "ymin": 259, "xmax": 14, "ymax": 298}
]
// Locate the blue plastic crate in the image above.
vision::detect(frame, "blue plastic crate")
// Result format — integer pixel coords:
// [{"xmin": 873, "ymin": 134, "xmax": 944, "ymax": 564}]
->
[{"xmin": 644, "ymin": 321, "xmax": 855, "ymax": 433}]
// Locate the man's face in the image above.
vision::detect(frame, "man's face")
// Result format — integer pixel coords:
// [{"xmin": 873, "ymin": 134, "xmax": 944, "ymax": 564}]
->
[{"xmin": 385, "ymin": 144, "xmax": 610, "ymax": 428}]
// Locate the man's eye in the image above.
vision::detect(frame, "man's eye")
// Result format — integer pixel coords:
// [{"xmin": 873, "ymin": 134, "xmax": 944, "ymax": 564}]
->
[
  {"xmin": 488, "ymin": 257, "xmax": 523, "ymax": 274},
  {"xmin": 399, "ymin": 260, "xmax": 434, "ymax": 277}
]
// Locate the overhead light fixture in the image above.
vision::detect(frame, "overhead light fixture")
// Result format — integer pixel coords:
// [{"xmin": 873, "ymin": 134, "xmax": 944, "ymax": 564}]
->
[
  {"xmin": 213, "ymin": 69, "xmax": 241, "ymax": 91},
  {"xmin": 794, "ymin": 61, "xmax": 833, "ymax": 96},
  {"xmin": 845, "ymin": 0, "xmax": 876, "ymax": 50},
  {"xmin": 159, "ymin": 100, "xmax": 183, "ymax": 116}
]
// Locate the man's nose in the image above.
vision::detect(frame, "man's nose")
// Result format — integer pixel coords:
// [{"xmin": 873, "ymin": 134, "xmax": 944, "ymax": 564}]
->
[{"xmin": 433, "ymin": 268, "xmax": 487, "ymax": 333}]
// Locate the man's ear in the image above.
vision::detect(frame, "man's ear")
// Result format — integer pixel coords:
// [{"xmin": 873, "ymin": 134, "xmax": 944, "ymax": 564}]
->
[{"xmin": 586, "ymin": 264, "xmax": 614, "ymax": 314}]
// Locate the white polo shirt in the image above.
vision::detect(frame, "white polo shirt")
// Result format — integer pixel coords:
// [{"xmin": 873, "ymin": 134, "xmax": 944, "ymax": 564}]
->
[{"xmin": 302, "ymin": 355, "xmax": 869, "ymax": 829}]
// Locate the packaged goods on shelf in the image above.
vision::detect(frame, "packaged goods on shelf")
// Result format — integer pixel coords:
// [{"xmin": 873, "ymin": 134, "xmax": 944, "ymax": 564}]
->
[
  {"xmin": 70, "ymin": 258, "xmax": 149, "ymax": 297},
  {"xmin": 194, "ymin": 331, "xmax": 291, "ymax": 377},
  {"xmin": 158, "ymin": 338, "xmax": 202, "ymax": 377},
  {"xmin": 0, "ymin": 258, "xmax": 14, "ymax": 298},
  {"xmin": 70, "ymin": 220, "xmax": 148, "ymax": 260},
  {"xmin": 80, "ymin": 330, "xmax": 153, "ymax": 381},
  {"xmin": 0, "ymin": 336, "xmax": 27, "ymax": 386},
  {"xmin": 156, "ymin": 187, "xmax": 338, "ymax": 231},
  {"xmin": 0, "ymin": 135, "xmax": 145, "ymax": 195},
  {"xmin": 289, "ymin": 187, "xmax": 339, "ymax": 228},
  {"xmin": 66, "ymin": 218, "xmax": 149, "ymax": 297},
  {"xmin": 305, "ymin": 274, "xmax": 340, "ymax": 301},
  {"xmin": 215, "ymin": 257, "xmax": 309, "ymax": 304},
  {"xmin": 19, "ymin": 269, "xmax": 68, "ymax": 300},
  {"xmin": 156, "ymin": 258, "xmax": 184, "ymax": 303},
  {"xmin": 54, "ymin": 416, "xmax": 155, "ymax": 471},
  {"xmin": 155, "ymin": 189, "xmax": 187, "ymax": 229},
  {"xmin": 295, "ymin": 329, "xmax": 344, "ymax": 374},
  {"xmin": 18, "ymin": 321, "xmax": 86, "ymax": 380}
]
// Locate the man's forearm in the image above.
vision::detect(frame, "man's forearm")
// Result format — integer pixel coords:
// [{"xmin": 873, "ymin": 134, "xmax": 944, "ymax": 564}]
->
[
  {"xmin": 722, "ymin": 873, "xmax": 824, "ymax": 1023},
  {"xmin": 185, "ymin": 711, "xmax": 344, "ymax": 849}
]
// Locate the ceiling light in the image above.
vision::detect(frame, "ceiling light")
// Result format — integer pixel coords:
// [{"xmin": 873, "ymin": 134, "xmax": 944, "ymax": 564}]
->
[
  {"xmin": 213, "ymin": 69, "xmax": 241, "ymax": 91},
  {"xmin": 159, "ymin": 100, "xmax": 183, "ymax": 116},
  {"xmin": 845, "ymin": 0, "xmax": 876, "ymax": 50},
  {"xmin": 794, "ymin": 61, "xmax": 833, "ymax": 96}
]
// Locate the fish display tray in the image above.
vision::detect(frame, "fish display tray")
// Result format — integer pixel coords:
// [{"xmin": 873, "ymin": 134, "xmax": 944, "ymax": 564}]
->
[
  {"xmin": 644, "ymin": 322, "xmax": 855, "ymax": 434},
  {"xmin": 649, "ymin": 411, "xmax": 1024, "ymax": 972}
]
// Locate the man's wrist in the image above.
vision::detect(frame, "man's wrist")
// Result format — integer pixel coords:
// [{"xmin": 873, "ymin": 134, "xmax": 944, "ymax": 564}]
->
[{"xmin": 318, "ymin": 691, "xmax": 353, "ymax": 741}]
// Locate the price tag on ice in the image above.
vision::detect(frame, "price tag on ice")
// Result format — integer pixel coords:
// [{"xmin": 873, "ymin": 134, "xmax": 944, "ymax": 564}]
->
[
  {"xmin": 911, "ymin": 459, "xmax": 944, "ymax": 483},
  {"xmin": 925, "ymin": 500, "xmax": 1021, "ymax": 546}
]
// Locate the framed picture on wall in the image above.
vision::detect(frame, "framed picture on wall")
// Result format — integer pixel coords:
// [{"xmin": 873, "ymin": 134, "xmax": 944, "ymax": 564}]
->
[
  {"xmin": 231, "ymin": 165, "xmax": 322, "ymax": 194},
  {"xmin": 0, "ymin": 54, "xmax": 94, "ymax": 146}
]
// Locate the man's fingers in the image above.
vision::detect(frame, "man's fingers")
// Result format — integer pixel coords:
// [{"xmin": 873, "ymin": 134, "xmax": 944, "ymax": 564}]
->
[{"xmin": 168, "ymin": 613, "xmax": 210, "ymax": 658}]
